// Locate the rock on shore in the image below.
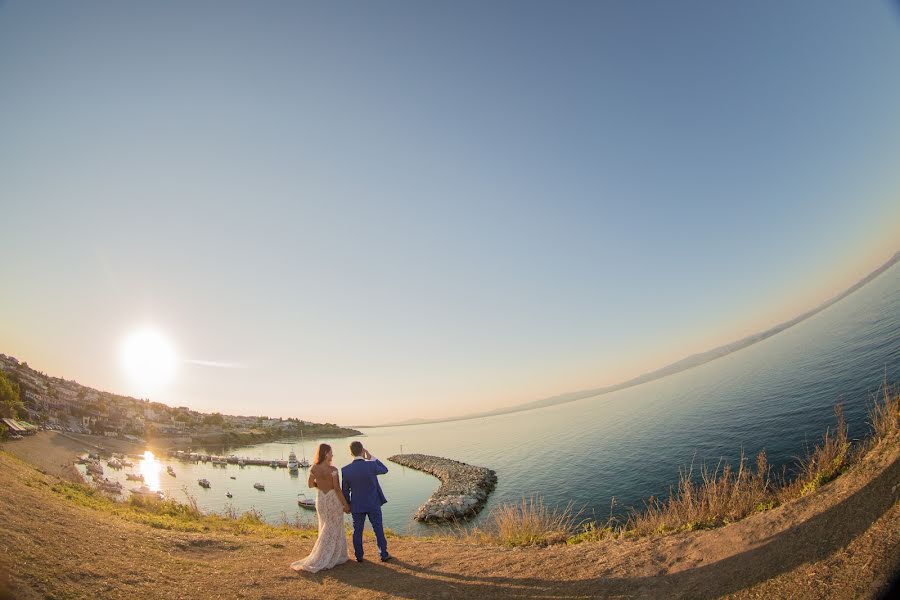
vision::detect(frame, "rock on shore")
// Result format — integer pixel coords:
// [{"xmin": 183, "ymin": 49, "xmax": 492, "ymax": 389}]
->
[{"xmin": 388, "ymin": 453, "xmax": 497, "ymax": 523}]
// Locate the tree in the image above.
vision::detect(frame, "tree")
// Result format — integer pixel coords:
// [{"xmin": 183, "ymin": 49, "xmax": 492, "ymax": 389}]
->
[
  {"xmin": 203, "ymin": 412, "xmax": 224, "ymax": 426},
  {"xmin": 0, "ymin": 370, "xmax": 24, "ymax": 419}
]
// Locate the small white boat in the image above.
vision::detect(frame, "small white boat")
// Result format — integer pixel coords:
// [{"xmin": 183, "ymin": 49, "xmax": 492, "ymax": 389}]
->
[
  {"xmin": 253, "ymin": 483, "xmax": 265, "ymax": 491},
  {"xmin": 287, "ymin": 450, "xmax": 299, "ymax": 472},
  {"xmin": 125, "ymin": 472, "xmax": 143, "ymax": 482},
  {"xmin": 226, "ymin": 492, "xmax": 233, "ymax": 498},
  {"xmin": 298, "ymin": 431, "xmax": 311, "ymax": 468},
  {"xmin": 198, "ymin": 478, "xmax": 211, "ymax": 488},
  {"xmin": 297, "ymin": 493, "xmax": 316, "ymax": 510},
  {"xmin": 269, "ymin": 460, "xmax": 278, "ymax": 468},
  {"xmin": 131, "ymin": 485, "xmax": 165, "ymax": 500},
  {"xmin": 106, "ymin": 459, "xmax": 122, "ymax": 469},
  {"xmin": 98, "ymin": 479, "xmax": 123, "ymax": 493}
]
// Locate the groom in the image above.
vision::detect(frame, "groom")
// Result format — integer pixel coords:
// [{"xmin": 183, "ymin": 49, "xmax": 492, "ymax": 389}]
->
[{"xmin": 341, "ymin": 441, "xmax": 390, "ymax": 562}]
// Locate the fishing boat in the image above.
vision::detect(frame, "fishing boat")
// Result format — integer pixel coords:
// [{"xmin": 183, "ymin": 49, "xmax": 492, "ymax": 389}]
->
[
  {"xmin": 198, "ymin": 478, "xmax": 211, "ymax": 488},
  {"xmin": 125, "ymin": 472, "xmax": 143, "ymax": 482},
  {"xmin": 131, "ymin": 485, "xmax": 165, "ymax": 500},
  {"xmin": 167, "ymin": 466, "xmax": 176, "ymax": 477},
  {"xmin": 287, "ymin": 450, "xmax": 299, "ymax": 473},
  {"xmin": 298, "ymin": 431, "xmax": 311, "ymax": 468},
  {"xmin": 98, "ymin": 478, "xmax": 123, "ymax": 493},
  {"xmin": 253, "ymin": 483, "xmax": 265, "ymax": 491},
  {"xmin": 297, "ymin": 493, "xmax": 316, "ymax": 510}
]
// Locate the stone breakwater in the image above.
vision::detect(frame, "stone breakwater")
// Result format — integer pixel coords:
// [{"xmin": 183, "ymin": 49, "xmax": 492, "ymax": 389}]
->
[{"xmin": 387, "ymin": 453, "xmax": 497, "ymax": 523}]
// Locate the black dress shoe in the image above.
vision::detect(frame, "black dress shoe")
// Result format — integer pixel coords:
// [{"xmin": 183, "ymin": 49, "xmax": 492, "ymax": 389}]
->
[{"xmin": 380, "ymin": 554, "xmax": 391, "ymax": 562}]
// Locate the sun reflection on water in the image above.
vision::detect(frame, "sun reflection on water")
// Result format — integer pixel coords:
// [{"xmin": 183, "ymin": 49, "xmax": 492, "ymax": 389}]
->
[{"xmin": 140, "ymin": 450, "xmax": 162, "ymax": 491}]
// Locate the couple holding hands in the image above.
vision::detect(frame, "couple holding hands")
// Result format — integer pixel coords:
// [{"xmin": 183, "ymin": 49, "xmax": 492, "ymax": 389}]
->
[{"xmin": 290, "ymin": 440, "xmax": 390, "ymax": 573}]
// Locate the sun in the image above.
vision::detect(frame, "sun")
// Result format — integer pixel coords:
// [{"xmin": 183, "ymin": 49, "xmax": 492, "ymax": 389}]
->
[{"xmin": 120, "ymin": 327, "xmax": 177, "ymax": 390}]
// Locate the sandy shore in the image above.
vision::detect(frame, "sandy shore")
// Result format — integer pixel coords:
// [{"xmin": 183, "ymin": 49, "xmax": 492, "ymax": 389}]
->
[{"xmin": 1, "ymin": 431, "xmax": 146, "ymax": 481}]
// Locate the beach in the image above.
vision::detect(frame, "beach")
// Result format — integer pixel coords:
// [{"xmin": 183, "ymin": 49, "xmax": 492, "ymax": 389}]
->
[{"xmin": 1, "ymin": 430, "xmax": 146, "ymax": 481}]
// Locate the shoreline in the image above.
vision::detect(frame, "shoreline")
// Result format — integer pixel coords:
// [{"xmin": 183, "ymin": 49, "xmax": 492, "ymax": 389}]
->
[
  {"xmin": 3, "ymin": 429, "xmax": 897, "ymax": 598},
  {"xmin": 388, "ymin": 453, "xmax": 497, "ymax": 523}
]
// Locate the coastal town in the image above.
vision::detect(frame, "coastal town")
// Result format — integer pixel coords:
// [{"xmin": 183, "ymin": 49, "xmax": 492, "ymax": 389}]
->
[{"xmin": 0, "ymin": 353, "xmax": 359, "ymax": 445}]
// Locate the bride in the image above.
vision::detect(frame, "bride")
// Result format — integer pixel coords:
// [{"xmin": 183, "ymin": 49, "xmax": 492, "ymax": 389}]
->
[{"xmin": 290, "ymin": 443, "xmax": 351, "ymax": 573}]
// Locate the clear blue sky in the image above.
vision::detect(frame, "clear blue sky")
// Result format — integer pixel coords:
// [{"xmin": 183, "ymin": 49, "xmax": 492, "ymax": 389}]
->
[{"xmin": 1, "ymin": 1, "xmax": 898, "ymax": 424}]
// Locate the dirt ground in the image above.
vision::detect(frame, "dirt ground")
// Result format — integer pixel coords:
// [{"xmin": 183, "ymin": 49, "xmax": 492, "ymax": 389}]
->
[{"xmin": 1, "ymin": 431, "xmax": 898, "ymax": 599}]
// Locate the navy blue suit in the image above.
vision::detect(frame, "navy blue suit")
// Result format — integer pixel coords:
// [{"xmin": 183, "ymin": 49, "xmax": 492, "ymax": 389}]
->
[{"xmin": 342, "ymin": 457, "xmax": 389, "ymax": 560}]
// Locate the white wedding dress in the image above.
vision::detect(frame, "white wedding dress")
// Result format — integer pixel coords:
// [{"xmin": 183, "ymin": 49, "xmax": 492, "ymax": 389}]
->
[{"xmin": 290, "ymin": 489, "xmax": 349, "ymax": 573}]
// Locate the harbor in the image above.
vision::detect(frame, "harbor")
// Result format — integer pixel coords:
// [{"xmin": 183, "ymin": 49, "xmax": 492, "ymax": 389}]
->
[{"xmin": 167, "ymin": 449, "xmax": 305, "ymax": 469}]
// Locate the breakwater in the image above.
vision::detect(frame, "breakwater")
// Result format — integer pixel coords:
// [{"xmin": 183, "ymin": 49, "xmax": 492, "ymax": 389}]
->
[{"xmin": 388, "ymin": 453, "xmax": 497, "ymax": 523}]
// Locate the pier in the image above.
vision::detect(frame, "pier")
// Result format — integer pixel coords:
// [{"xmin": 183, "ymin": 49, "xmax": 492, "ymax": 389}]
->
[
  {"xmin": 388, "ymin": 453, "xmax": 497, "ymax": 523},
  {"xmin": 167, "ymin": 450, "xmax": 291, "ymax": 468}
]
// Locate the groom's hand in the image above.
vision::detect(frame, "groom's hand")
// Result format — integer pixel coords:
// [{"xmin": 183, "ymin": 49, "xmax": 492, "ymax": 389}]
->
[{"xmin": 362, "ymin": 448, "xmax": 372, "ymax": 460}]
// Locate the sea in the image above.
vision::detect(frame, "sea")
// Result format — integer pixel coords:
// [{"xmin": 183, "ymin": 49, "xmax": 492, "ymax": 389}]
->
[{"xmin": 80, "ymin": 260, "xmax": 900, "ymax": 535}]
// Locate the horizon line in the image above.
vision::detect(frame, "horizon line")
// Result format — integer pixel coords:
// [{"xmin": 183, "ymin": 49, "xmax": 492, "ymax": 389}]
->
[{"xmin": 366, "ymin": 249, "xmax": 900, "ymax": 429}]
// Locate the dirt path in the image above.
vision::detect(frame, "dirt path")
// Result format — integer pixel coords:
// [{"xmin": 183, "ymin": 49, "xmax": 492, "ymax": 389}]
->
[{"xmin": 1, "ymin": 432, "xmax": 898, "ymax": 599}]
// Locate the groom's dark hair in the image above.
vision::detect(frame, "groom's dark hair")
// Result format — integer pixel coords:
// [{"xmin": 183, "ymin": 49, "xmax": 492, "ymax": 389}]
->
[{"xmin": 350, "ymin": 441, "xmax": 363, "ymax": 457}]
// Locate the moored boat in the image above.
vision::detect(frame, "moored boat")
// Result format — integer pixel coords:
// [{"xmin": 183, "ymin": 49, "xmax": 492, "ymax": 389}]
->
[
  {"xmin": 198, "ymin": 478, "xmax": 211, "ymax": 488},
  {"xmin": 298, "ymin": 431, "xmax": 311, "ymax": 468},
  {"xmin": 131, "ymin": 485, "xmax": 165, "ymax": 500},
  {"xmin": 98, "ymin": 478, "xmax": 123, "ymax": 493},
  {"xmin": 253, "ymin": 482, "xmax": 265, "ymax": 491},
  {"xmin": 297, "ymin": 493, "xmax": 316, "ymax": 510}
]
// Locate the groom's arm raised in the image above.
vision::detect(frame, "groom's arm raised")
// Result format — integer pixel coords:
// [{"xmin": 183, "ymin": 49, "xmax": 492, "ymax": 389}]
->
[{"xmin": 362, "ymin": 448, "xmax": 388, "ymax": 475}]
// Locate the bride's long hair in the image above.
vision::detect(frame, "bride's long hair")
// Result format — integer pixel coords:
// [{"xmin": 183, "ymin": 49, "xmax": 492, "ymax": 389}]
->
[{"xmin": 313, "ymin": 443, "xmax": 332, "ymax": 465}]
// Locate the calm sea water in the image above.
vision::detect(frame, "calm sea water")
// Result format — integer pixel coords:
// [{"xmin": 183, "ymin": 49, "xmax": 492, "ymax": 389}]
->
[{"xmin": 84, "ymin": 262, "xmax": 900, "ymax": 534}]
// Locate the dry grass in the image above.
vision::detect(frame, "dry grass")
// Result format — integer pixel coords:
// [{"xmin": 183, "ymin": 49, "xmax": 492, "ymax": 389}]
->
[
  {"xmin": 626, "ymin": 450, "xmax": 774, "ymax": 536},
  {"xmin": 466, "ymin": 496, "xmax": 581, "ymax": 547},
  {"xmin": 781, "ymin": 404, "xmax": 851, "ymax": 499},
  {"xmin": 476, "ymin": 379, "xmax": 900, "ymax": 546},
  {"xmin": 868, "ymin": 380, "xmax": 900, "ymax": 445},
  {"xmin": 46, "ymin": 476, "xmax": 316, "ymax": 537}
]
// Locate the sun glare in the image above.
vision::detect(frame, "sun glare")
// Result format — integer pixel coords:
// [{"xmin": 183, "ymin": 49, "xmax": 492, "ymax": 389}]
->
[{"xmin": 120, "ymin": 328, "xmax": 177, "ymax": 390}]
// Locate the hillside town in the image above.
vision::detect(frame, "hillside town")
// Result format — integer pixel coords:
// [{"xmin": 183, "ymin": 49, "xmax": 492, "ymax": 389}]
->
[{"xmin": 0, "ymin": 353, "xmax": 359, "ymax": 443}]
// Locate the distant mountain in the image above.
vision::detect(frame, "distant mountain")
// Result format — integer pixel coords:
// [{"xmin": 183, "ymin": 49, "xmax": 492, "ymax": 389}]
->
[{"xmin": 375, "ymin": 250, "xmax": 900, "ymax": 428}]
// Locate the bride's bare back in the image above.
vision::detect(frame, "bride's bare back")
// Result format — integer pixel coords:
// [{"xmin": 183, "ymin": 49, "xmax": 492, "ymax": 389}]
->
[{"xmin": 309, "ymin": 463, "xmax": 339, "ymax": 492}]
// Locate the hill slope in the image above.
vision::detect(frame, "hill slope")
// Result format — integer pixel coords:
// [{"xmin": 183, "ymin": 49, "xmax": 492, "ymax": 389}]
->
[{"xmin": 1, "ymin": 431, "xmax": 898, "ymax": 599}]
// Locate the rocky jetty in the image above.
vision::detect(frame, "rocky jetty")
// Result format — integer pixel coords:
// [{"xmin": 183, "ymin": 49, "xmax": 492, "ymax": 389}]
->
[{"xmin": 388, "ymin": 453, "xmax": 497, "ymax": 523}]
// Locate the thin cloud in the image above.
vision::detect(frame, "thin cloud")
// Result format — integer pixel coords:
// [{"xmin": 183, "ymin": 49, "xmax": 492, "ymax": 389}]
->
[{"xmin": 184, "ymin": 359, "xmax": 248, "ymax": 369}]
